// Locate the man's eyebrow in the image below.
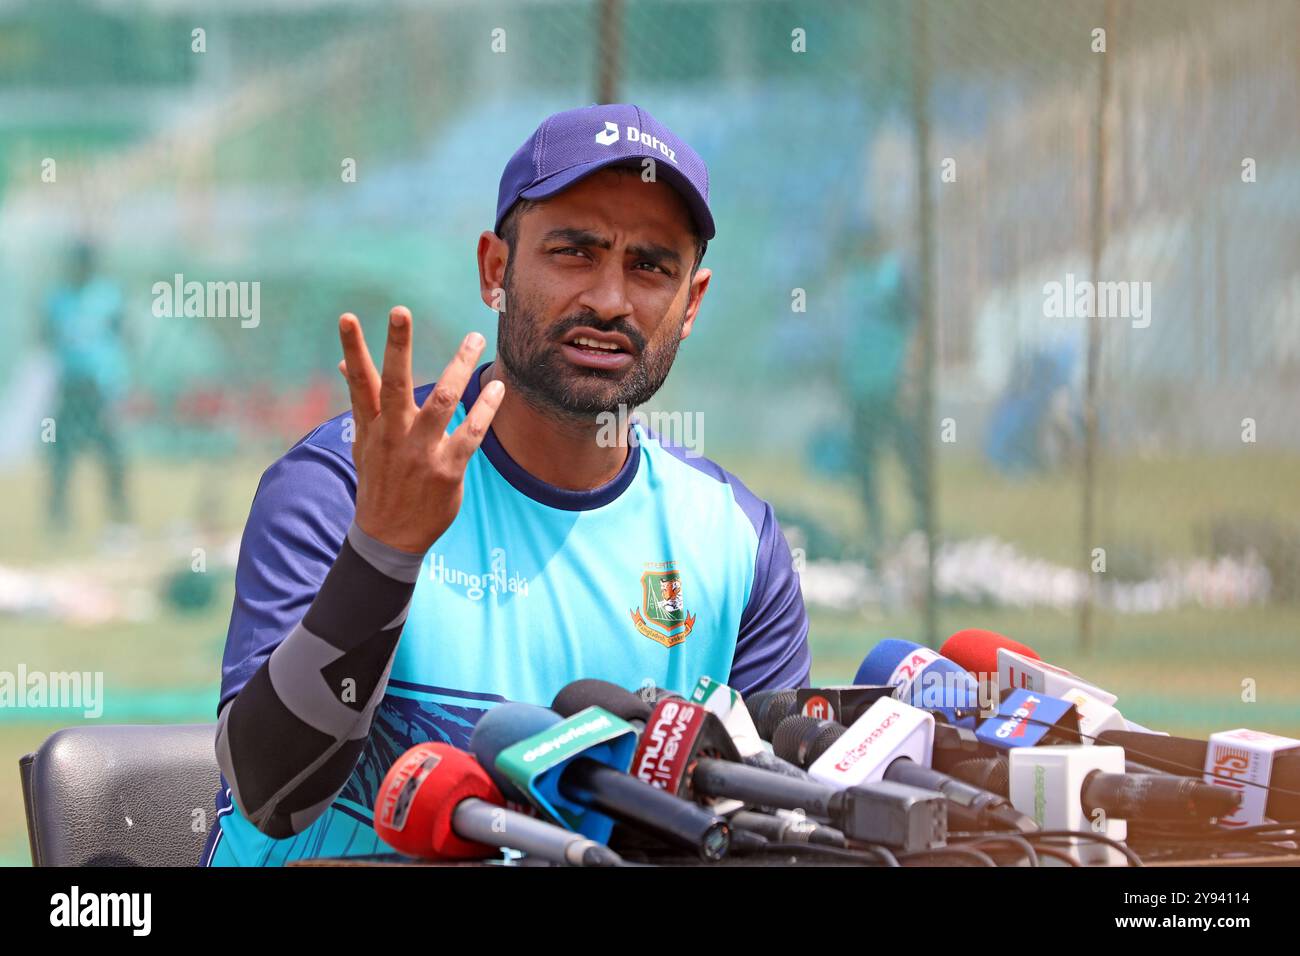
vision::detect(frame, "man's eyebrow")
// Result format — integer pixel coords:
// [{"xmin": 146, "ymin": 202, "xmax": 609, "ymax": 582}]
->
[
  {"xmin": 540, "ymin": 227, "xmax": 610, "ymax": 249},
  {"xmin": 627, "ymin": 241, "xmax": 682, "ymax": 269},
  {"xmin": 540, "ymin": 228, "xmax": 683, "ymax": 269}
]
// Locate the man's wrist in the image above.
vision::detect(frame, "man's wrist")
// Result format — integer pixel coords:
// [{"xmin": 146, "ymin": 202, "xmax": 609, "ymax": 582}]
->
[{"xmin": 346, "ymin": 520, "xmax": 426, "ymax": 583}]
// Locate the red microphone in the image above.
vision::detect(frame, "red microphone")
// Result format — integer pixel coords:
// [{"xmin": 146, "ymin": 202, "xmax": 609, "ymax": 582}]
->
[
  {"xmin": 373, "ymin": 742, "xmax": 624, "ymax": 866},
  {"xmin": 374, "ymin": 742, "xmax": 505, "ymax": 859},
  {"xmin": 941, "ymin": 629, "xmax": 1040, "ymax": 681}
]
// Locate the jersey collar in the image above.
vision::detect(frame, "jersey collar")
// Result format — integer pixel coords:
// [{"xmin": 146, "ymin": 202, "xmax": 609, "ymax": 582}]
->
[{"xmin": 458, "ymin": 362, "xmax": 641, "ymax": 511}]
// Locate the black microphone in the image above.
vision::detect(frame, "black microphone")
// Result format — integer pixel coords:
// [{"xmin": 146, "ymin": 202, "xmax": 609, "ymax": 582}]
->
[
  {"xmin": 469, "ymin": 701, "xmax": 732, "ymax": 861},
  {"xmin": 948, "ymin": 752, "xmax": 1242, "ymax": 823},
  {"xmin": 727, "ymin": 810, "xmax": 848, "ymax": 848},
  {"xmin": 1096, "ymin": 730, "xmax": 1300, "ymax": 822},
  {"xmin": 553, "ymin": 678, "xmax": 813, "ymax": 782},
  {"xmin": 746, "ymin": 688, "xmax": 801, "ymax": 741},
  {"xmin": 555, "ymin": 682, "xmax": 946, "ymax": 851},
  {"xmin": 773, "ymin": 714, "xmax": 1036, "ymax": 832}
]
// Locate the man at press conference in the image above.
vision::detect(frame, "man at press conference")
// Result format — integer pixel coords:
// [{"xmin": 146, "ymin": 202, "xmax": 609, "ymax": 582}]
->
[{"xmin": 200, "ymin": 104, "xmax": 811, "ymax": 865}]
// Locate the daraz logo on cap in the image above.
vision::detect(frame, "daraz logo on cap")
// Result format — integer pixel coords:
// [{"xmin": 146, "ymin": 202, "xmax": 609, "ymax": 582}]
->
[
  {"xmin": 593, "ymin": 121, "xmax": 678, "ymax": 164},
  {"xmin": 595, "ymin": 121, "xmax": 619, "ymax": 146}
]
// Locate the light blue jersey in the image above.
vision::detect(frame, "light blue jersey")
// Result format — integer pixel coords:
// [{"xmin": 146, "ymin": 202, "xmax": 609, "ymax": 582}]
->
[
  {"xmin": 202, "ymin": 365, "xmax": 810, "ymax": 865},
  {"xmin": 45, "ymin": 278, "xmax": 128, "ymax": 398}
]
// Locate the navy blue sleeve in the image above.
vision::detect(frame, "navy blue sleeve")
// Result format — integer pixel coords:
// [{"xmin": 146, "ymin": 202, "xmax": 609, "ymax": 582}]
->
[
  {"xmin": 219, "ymin": 431, "xmax": 358, "ymax": 713},
  {"xmin": 729, "ymin": 502, "xmax": 812, "ymax": 696}
]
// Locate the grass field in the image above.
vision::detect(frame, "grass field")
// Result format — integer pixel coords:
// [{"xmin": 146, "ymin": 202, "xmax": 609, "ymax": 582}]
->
[{"xmin": 1, "ymin": 450, "xmax": 1298, "ymax": 865}]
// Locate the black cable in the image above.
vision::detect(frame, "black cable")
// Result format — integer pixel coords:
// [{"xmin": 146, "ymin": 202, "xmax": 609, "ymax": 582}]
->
[
  {"xmin": 1031, "ymin": 844, "xmax": 1081, "ymax": 867},
  {"xmin": 1027, "ymin": 829, "xmax": 1144, "ymax": 867},
  {"xmin": 898, "ymin": 845, "xmax": 998, "ymax": 867},
  {"xmin": 953, "ymin": 834, "xmax": 1040, "ymax": 867},
  {"xmin": 1124, "ymin": 820, "xmax": 1300, "ymax": 866},
  {"xmin": 760, "ymin": 841, "xmax": 901, "ymax": 867}
]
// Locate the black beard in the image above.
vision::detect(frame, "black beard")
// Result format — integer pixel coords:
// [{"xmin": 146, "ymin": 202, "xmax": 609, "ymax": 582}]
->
[{"xmin": 495, "ymin": 262, "xmax": 685, "ymax": 419}]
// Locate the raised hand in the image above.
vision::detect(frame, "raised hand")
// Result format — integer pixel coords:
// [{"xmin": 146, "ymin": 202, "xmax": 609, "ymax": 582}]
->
[{"xmin": 337, "ymin": 306, "xmax": 504, "ymax": 554}]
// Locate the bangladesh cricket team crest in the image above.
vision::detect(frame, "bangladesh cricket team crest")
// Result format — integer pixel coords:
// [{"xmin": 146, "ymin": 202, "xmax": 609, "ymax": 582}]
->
[{"xmin": 630, "ymin": 563, "xmax": 696, "ymax": 648}]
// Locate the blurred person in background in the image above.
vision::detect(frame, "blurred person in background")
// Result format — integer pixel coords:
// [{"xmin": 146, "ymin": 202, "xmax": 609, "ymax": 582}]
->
[
  {"xmin": 40, "ymin": 240, "xmax": 132, "ymax": 538},
  {"xmin": 983, "ymin": 342, "xmax": 1082, "ymax": 475},
  {"xmin": 778, "ymin": 221, "xmax": 923, "ymax": 564},
  {"xmin": 839, "ymin": 223, "xmax": 924, "ymax": 564}
]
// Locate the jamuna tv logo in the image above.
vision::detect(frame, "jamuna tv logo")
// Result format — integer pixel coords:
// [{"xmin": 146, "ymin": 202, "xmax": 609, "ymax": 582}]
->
[{"xmin": 634, "ymin": 701, "xmax": 698, "ymax": 790}]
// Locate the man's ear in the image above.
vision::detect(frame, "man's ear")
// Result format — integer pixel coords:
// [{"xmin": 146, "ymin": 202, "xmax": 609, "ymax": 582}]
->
[
  {"xmin": 478, "ymin": 231, "xmax": 509, "ymax": 312},
  {"xmin": 679, "ymin": 267, "xmax": 711, "ymax": 341}
]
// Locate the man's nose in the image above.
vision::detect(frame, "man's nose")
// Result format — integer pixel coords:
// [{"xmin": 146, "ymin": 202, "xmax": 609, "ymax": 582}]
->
[{"xmin": 576, "ymin": 255, "xmax": 634, "ymax": 322}]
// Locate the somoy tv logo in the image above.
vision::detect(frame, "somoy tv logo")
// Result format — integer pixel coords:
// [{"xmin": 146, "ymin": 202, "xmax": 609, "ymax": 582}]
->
[{"xmin": 594, "ymin": 122, "xmax": 678, "ymax": 164}]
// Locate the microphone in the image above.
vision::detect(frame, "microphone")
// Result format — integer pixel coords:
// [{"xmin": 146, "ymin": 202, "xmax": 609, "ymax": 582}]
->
[
  {"xmin": 975, "ymin": 688, "xmax": 1083, "ymax": 749},
  {"xmin": 688, "ymin": 676, "xmax": 815, "ymax": 780},
  {"xmin": 854, "ymin": 639, "xmax": 984, "ymax": 727},
  {"xmin": 1010, "ymin": 746, "xmax": 1131, "ymax": 864},
  {"xmin": 727, "ymin": 811, "xmax": 848, "ymax": 848},
  {"xmin": 559, "ymin": 681, "xmax": 946, "ymax": 850},
  {"xmin": 373, "ymin": 742, "xmax": 622, "ymax": 866},
  {"xmin": 945, "ymin": 750, "xmax": 1242, "ymax": 823},
  {"xmin": 944, "ymin": 631, "xmax": 1187, "ymax": 748},
  {"xmin": 773, "ymin": 715, "xmax": 845, "ymax": 769},
  {"xmin": 629, "ymin": 692, "xmax": 856, "ymax": 854},
  {"xmin": 941, "ymin": 630, "xmax": 1118, "ymax": 708},
  {"xmin": 556, "ymin": 678, "xmax": 813, "ymax": 783},
  {"xmin": 553, "ymin": 679, "xmax": 654, "ymax": 727},
  {"xmin": 746, "ymin": 689, "xmax": 801, "ymax": 742},
  {"xmin": 873, "ymin": 634, "xmax": 1128, "ymax": 749},
  {"xmin": 794, "ymin": 686, "xmax": 896, "ymax": 725},
  {"xmin": 1097, "ymin": 729, "xmax": 1300, "ymax": 824},
  {"xmin": 941, "ymin": 629, "xmax": 1039, "ymax": 682},
  {"xmin": 772, "ymin": 705, "xmax": 1036, "ymax": 832},
  {"xmin": 469, "ymin": 701, "xmax": 732, "ymax": 861}
]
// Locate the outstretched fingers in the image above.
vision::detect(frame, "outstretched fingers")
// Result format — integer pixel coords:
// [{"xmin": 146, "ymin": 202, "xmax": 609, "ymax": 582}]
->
[
  {"xmin": 338, "ymin": 313, "xmax": 381, "ymax": 423},
  {"xmin": 444, "ymin": 378, "xmax": 505, "ymax": 472},
  {"xmin": 416, "ymin": 332, "xmax": 488, "ymax": 439},
  {"xmin": 379, "ymin": 306, "xmax": 416, "ymax": 420}
]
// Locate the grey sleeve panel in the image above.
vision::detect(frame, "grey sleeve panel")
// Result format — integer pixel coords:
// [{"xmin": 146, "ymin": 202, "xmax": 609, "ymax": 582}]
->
[
  {"xmin": 217, "ymin": 633, "xmax": 400, "ymax": 836},
  {"xmin": 267, "ymin": 622, "xmax": 390, "ymax": 740},
  {"xmin": 215, "ymin": 521, "xmax": 422, "ymax": 837},
  {"xmin": 288, "ymin": 792, "xmax": 346, "ymax": 835},
  {"xmin": 347, "ymin": 521, "xmax": 426, "ymax": 584}
]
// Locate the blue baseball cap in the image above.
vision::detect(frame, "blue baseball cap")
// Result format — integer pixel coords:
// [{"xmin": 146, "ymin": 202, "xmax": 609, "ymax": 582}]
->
[{"xmin": 495, "ymin": 103, "xmax": 715, "ymax": 242}]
